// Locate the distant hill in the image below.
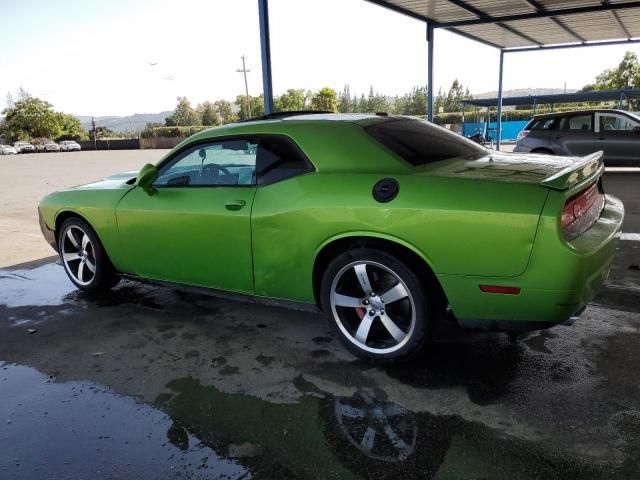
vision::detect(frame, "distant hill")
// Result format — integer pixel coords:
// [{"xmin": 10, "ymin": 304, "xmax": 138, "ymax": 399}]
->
[
  {"xmin": 76, "ymin": 111, "xmax": 172, "ymax": 132},
  {"xmin": 474, "ymin": 88, "xmax": 577, "ymax": 99}
]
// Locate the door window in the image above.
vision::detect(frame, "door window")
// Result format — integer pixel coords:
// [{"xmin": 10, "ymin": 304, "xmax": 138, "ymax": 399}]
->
[
  {"xmin": 530, "ymin": 118, "xmax": 557, "ymax": 130},
  {"xmin": 598, "ymin": 113, "xmax": 639, "ymax": 132},
  {"xmin": 155, "ymin": 139, "xmax": 258, "ymax": 187},
  {"xmin": 256, "ymin": 136, "xmax": 314, "ymax": 185},
  {"xmin": 557, "ymin": 115, "xmax": 593, "ymax": 131}
]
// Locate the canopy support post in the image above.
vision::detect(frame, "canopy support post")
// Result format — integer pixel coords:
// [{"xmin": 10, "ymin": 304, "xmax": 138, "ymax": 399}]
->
[
  {"xmin": 258, "ymin": 0, "xmax": 274, "ymax": 115},
  {"xmin": 496, "ymin": 49, "xmax": 504, "ymax": 151},
  {"xmin": 427, "ymin": 23, "xmax": 435, "ymax": 122}
]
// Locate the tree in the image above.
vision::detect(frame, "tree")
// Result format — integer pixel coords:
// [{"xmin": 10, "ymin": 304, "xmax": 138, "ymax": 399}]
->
[
  {"xmin": 93, "ymin": 126, "xmax": 115, "ymax": 138},
  {"xmin": 274, "ymin": 89, "xmax": 306, "ymax": 112},
  {"xmin": 214, "ymin": 100, "xmax": 236, "ymax": 124},
  {"xmin": 337, "ymin": 85, "xmax": 353, "ymax": 113},
  {"xmin": 443, "ymin": 79, "xmax": 468, "ymax": 113},
  {"xmin": 392, "ymin": 86, "xmax": 427, "ymax": 116},
  {"xmin": 366, "ymin": 86, "xmax": 390, "ymax": 113},
  {"xmin": 592, "ymin": 51, "xmax": 640, "ymax": 90},
  {"xmin": 197, "ymin": 101, "xmax": 219, "ymax": 126},
  {"xmin": 17, "ymin": 87, "xmax": 31, "ymax": 100},
  {"xmin": 310, "ymin": 87, "xmax": 337, "ymax": 112},
  {"xmin": 165, "ymin": 96, "xmax": 199, "ymax": 126},
  {"xmin": 354, "ymin": 93, "xmax": 368, "ymax": 113},
  {"xmin": 235, "ymin": 94, "xmax": 264, "ymax": 120},
  {"xmin": 5, "ymin": 92, "xmax": 14, "ymax": 109},
  {"xmin": 1, "ymin": 97, "xmax": 62, "ymax": 141},
  {"xmin": 56, "ymin": 112, "xmax": 88, "ymax": 141}
]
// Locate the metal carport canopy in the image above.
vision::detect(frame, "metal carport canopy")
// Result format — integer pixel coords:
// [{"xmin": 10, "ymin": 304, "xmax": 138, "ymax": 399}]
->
[{"xmin": 256, "ymin": 0, "xmax": 640, "ymax": 148}]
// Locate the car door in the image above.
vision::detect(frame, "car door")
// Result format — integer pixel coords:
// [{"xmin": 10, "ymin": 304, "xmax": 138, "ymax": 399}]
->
[
  {"xmin": 552, "ymin": 113, "xmax": 595, "ymax": 156},
  {"xmin": 594, "ymin": 112, "xmax": 640, "ymax": 164},
  {"xmin": 116, "ymin": 137, "xmax": 258, "ymax": 293},
  {"xmin": 250, "ymin": 135, "xmax": 316, "ymax": 302}
]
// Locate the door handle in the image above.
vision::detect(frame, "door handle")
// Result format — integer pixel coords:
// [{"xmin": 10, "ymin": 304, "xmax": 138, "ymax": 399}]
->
[{"xmin": 225, "ymin": 199, "xmax": 246, "ymax": 210}]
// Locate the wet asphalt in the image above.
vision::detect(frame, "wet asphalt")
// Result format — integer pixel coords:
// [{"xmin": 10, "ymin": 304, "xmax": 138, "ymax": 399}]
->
[{"xmin": 1, "ymin": 173, "xmax": 639, "ymax": 480}]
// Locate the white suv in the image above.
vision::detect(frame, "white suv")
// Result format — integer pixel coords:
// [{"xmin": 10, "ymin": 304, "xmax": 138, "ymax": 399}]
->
[{"xmin": 59, "ymin": 140, "xmax": 81, "ymax": 152}]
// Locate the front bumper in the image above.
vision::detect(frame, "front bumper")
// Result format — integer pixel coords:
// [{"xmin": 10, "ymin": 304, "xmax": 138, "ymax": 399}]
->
[
  {"xmin": 439, "ymin": 195, "xmax": 624, "ymax": 331},
  {"xmin": 38, "ymin": 208, "xmax": 58, "ymax": 252}
]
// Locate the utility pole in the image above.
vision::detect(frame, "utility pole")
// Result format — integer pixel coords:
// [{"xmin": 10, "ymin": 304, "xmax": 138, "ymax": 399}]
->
[
  {"xmin": 92, "ymin": 117, "xmax": 97, "ymax": 151},
  {"xmin": 236, "ymin": 55, "xmax": 252, "ymax": 119}
]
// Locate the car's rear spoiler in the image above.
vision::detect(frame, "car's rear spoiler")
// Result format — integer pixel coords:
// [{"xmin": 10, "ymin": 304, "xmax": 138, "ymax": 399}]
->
[{"xmin": 540, "ymin": 151, "xmax": 604, "ymax": 191}]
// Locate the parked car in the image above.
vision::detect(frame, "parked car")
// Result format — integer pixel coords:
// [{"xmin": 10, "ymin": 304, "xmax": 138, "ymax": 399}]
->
[
  {"xmin": 14, "ymin": 141, "xmax": 36, "ymax": 153},
  {"xmin": 0, "ymin": 144, "xmax": 18, "ymax": 155},
  {"xmin": 38, "ymin": 113, "xmax": 623, "ymax": 362},
  {"xmin": 59, "ymin": 140, "xmax": 81, "ymax": 152},
  {"xmin": 37, "ymin": 140, "xmax": 60, "ymax": 152},
  {"xmin": 515, "ymin": 109, "xmax": 640, "ymax": 165}
]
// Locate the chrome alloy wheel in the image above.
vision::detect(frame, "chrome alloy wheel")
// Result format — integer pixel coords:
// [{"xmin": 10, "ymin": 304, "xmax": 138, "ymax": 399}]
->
[
  {"xmin": 330, "ymin": 261, "xmax": 416, "ymax": 354},
  {"xmin": 61, "ymin": 225, "xmax": 96, "ymax": 286}
]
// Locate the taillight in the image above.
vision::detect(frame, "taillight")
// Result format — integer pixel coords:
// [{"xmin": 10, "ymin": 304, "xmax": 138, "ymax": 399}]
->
[
  {"xmin": 561, "ymin": 183, "xmax": 604, "ymax": 239},
  {"xmin": 517, "ymin": 130, "xmax": 529, "ymax": 141}
]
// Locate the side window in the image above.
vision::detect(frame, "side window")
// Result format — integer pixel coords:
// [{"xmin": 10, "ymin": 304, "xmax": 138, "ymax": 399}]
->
[
  {"xmin": 256, "ymin": 136, "xmax": 313, "ymax": 185},
  {"xmin": 530, "ymin": 118, "xmax": 557, "ymax": 130},
  {"xmin": 598, "ymin": 113, "xmax": 639, "ymax": 132},
  {"xmin": 558, "ymin": 115, "xmax": 592, "ymax": 131},
  {"xmin": 155, "ymin": 139, "xmax": 258, "ymax": 187}
]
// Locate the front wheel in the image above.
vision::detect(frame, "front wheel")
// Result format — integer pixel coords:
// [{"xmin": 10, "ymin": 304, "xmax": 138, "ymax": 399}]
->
[
  {"xmin": 58, "ymin": 217, "xmax": 120, "ymax": 291},
  {"xmin": 320, "ymin": 248, "xmax": 430, "ymax": 363}
]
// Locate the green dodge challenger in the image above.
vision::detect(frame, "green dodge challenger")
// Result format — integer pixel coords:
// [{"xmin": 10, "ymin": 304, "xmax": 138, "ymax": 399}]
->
[{"xmin": 38, "ymin": 113, "xmax": 624, "ymax": 362}]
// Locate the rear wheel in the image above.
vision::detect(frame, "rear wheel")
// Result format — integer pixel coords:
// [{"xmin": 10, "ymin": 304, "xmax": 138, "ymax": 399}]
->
[
  {"xmin": 58, "ymin": 217, "xmax": 120, "ymax": 292},
  {"xmin": 320, "ymin": 248, "xmax": 430, "ymax": 363}
]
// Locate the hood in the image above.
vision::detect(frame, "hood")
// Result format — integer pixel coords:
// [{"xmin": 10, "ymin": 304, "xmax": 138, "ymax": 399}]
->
[
  {"xmin": 417, "ymin": 150, "xmax": 603, "ymax": 190},
  {"xmin": 69, "ymin": 171, "xmax": 138, "ymax": 191}
]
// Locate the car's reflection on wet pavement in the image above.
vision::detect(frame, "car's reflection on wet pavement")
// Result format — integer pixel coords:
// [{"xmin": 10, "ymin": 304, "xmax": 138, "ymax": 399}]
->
[{"xmin": 1, "ymin": 258, "xmax": 640, "ymax": 479}]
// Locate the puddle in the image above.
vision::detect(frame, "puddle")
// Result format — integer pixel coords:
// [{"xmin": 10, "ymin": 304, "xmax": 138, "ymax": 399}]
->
[
  {"xmin": 0, "ymin": 359, "xmax": 633, "ymax": 479},
  {"xmin": 0, "ymin": 362, "xmax": 248, "ymax": 480},
  {"xmin": 0, "ymin": 263, "xmax": 76, "ymax": 308}
]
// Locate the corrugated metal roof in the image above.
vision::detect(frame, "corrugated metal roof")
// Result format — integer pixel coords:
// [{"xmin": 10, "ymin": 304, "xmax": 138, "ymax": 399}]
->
[
  {"xmin": 461, "ymin": 88, "xmax": 640, "ymax": 107},
  {"xmin": 366, "ymin": 0, "xmax": 640, "ymax": 49}
]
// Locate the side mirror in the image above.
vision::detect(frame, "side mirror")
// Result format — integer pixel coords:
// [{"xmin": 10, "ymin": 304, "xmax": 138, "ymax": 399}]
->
[
  {"xmin": 633, "ymin": 126, "xmax": 640, "ymax": 134},
  {"xmin": 136, "ymin": 163, "xmax": 158, "ymax": 195}
]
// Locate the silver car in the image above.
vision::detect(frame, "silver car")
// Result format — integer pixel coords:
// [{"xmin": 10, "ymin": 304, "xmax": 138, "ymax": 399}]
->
[
  {"xmin": 59, "ymin": 140, "xmax": 81, "ymax": 152},
  {"xmin": 514, "ymin": 109, "xmax": 640, "ymax": 165},
  {"xmin": 14, "ymin": 141, "xmax": 36, "ymax": 153},
  {"xmin": 38, "ymin": 140, "xmax": 60, "ymax": 152},
  {"xmin": 0, "ymin": 145, "xmax": 18, "ymax": 155}
]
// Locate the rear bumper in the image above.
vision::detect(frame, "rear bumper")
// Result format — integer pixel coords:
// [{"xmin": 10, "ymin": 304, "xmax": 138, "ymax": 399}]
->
[{"xmin": 439, "ymin": 194, "xmax": 624, "ymax": 331}]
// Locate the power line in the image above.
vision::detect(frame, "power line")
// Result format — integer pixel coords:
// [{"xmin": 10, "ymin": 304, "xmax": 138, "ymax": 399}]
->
[{"xmin": 236, "ymin": 55, "xmax": 252, "ymax": 118}]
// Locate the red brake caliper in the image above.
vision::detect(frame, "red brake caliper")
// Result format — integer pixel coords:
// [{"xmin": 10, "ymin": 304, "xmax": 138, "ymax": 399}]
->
[{"xmin": 355, "ymin": 307, "xmax": 366, "ymax": 319}]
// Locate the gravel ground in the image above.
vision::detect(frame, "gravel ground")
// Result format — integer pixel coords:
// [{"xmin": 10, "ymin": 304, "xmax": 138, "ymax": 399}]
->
[{"xmin": 0, "ymin": 150, "xmax": 168, "ymax": 267}]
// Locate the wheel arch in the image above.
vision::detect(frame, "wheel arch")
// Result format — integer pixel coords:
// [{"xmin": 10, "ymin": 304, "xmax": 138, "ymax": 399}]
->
[
  {"xmin": 53, "ymin": 210, "xmax": 99, "ymax": 250},
  {"xmin": 312, "ymin": 232, "xmax": 446, "ymax": 309},
  {"xmin": 531, "ymin": 147, "xmax": 555, "ymax": 155}
]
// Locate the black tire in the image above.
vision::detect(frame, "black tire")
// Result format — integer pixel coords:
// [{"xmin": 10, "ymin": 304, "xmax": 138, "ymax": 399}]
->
[
  {"xmin": 320, "ymin": 248, "xmax": 431, "ymax": 363},
  {"xmin": 58, "ymin": 217, "xmax": 120, "ymax": 292}
]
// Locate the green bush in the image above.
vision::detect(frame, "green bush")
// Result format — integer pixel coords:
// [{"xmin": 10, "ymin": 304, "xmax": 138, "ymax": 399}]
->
[
  {"xmin": 433, "ymin": 104, "xmax": 617, "ymax": 125},
  {"xmin": 141, "ymin": 126, "xmax": 210, "ymax": 139}
]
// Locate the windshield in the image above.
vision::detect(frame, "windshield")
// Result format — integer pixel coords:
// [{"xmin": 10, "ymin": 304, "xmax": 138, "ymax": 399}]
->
[
  {"xmin": 364, "ymin": 117, "xmax": 485, "ymax": 166},
  {"xmin": 627, "ymin": 111, "xmax": 640, "ymax": 123}
]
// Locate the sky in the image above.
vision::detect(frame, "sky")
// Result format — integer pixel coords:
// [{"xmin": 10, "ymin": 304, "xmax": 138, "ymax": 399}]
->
[{"xmin": 1, "ymin": 0, "xmax": 639, "ymax": 116}]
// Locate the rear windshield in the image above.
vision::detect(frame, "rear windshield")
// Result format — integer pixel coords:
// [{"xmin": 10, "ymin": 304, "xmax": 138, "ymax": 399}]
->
[{"xmin": 364, "ymin": 118, "xmax": 484, "ymax": 166}]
